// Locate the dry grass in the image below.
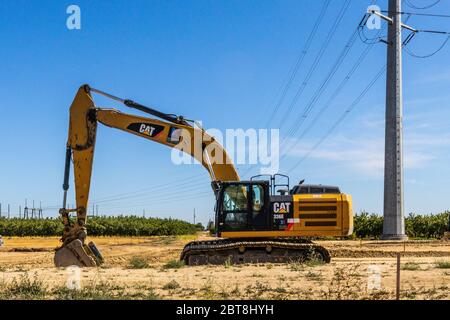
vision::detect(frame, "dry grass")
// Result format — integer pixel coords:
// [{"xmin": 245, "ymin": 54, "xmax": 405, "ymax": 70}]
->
[
  {"xmin": 0, "ymin": 273, "xmax": 47, "ymax": 300},
  {"xmin": 0, "ymin": 263, "xmax": 449, "ymax": 300},
  {"xmin": 1, "ymin": 237, "xmax": 449, "ymax": 300}
]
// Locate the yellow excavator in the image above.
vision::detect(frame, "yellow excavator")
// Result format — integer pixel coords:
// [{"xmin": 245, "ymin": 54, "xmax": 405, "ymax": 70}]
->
[{"xmin": 55, "ymin": 85, "xmax": 353, "ymax": 267}]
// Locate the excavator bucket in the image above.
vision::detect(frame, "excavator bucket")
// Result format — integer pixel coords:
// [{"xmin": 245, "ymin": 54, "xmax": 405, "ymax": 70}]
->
[{"xmin": 54, "ymin": 240, "xmax": 103, "ymax": 268}]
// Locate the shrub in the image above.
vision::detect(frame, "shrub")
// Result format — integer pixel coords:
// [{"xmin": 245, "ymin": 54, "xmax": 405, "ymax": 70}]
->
[
  {"xmin": 435, "ymin": 261, "xmax": 450, "ymax": 269},
  {"xmin": 162, "ymin": 280, "xmax": 180, "ymax": 290},
  {"xmin": 402, "ymin": 262, "xmax": 421, "ymax": 271},
  {"xmin": 128, "ymin": 256, "xmax": 149, "ymax": 269},
  {"xmin": 162, "ymin": 259, "xmax": 185, "ymax": 269}
]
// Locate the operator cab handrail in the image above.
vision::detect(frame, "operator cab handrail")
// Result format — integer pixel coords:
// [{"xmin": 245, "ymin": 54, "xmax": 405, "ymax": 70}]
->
[{"xmin": 250, "ymin": 174, "xmax": 290, "ymax": 196}]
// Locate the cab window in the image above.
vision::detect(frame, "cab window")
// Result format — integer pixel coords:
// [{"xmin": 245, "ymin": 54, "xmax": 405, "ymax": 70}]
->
[
  {"xmin": 222, "ymin": 185, "xmax": 248, "ymax": 212},
  {"xmin": 299, "ymin": 187, "xmax": 309, "ymax": 194},
  {"xmin": 310, "ymin": 187, "xmax": 324, "ymax": 194},
  {"xmin": 251, "ymin": 184, "xmax": 266, "ymax": 229},
  {"xmin": 325, "ymin": 188, "xmax": 339, "ymax": 194},
  {"xmin": 252, "ymin": 185, "xmax": 264, "ymax": 212},
  {"xmin": 222, "ymin": 185, "xmax": 249, "ymax": 230}
]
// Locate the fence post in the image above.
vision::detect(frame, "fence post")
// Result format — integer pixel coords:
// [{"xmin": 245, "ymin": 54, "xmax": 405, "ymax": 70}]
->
[{"xmin": 396, "ymin": 253, "xmax": 401, "ymax": 300}]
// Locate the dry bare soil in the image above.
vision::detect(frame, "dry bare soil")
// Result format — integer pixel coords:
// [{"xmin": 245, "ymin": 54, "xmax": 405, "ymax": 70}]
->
[{"xmin": 0, "ymin": 234, "xmax": 449, "ymax": 300}]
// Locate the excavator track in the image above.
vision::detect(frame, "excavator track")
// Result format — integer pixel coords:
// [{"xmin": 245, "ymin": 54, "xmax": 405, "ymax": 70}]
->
[{"xmin": 180, "ymin": 239, "xmax": 330, "ymax": 266}]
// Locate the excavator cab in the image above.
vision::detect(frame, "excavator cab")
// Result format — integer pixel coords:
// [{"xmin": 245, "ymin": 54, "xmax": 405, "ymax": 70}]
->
[
  {"xmin": 215, "ymin": 175, "xmax": 293, "ymax": 235},
  {"xmin": 215, "ymin": 181, "xmax": 271, "ymax": 234}
]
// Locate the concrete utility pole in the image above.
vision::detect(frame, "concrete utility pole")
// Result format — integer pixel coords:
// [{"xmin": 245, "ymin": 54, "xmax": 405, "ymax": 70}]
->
[{"xmin": 382, "ymin": 0, "xmax": 407, "ymax": 240}]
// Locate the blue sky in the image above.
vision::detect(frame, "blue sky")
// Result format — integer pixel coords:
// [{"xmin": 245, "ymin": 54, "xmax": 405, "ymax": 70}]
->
[{"xmin": 0, "ymin": 0, "xmax": 449, "ymax": 225}]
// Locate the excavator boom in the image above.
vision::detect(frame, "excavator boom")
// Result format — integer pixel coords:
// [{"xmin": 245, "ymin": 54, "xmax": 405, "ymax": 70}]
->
[{"xmin": 55, "ymin": 85, "xmax": 239, "ymax": 267}]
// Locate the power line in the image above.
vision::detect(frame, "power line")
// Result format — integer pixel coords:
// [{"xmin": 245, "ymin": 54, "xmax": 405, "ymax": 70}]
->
[
  {"xmin": 287, "ymin": 65, "xmax": 386, "ymax": 174},
  {"xmin": 241, "ymin": 0, "xmax": 353, "ymax": 177},
  {"xmin": 44, "ymin": 184, "xmax": 213, "ymax": 213},
  {"xmin": 244, "ymin": 0, "xmax": 377, "ymax": 175},
  {"xmin": 264, "ymin": 0, "xmax": 331, "ymax": 129},
  {"xmin": 279, "ymin": 26, "xmax": 359, "ymax": 156},
  {"xmin": 381, "ymin": 10, "xmax": 450, "ymax": 18},
  {"xmin": 404, "ymin": 34, "xmax": 450, "ymax": 58},
  {"xmin": 92, "ymin": 175, "xmax": 206, "ymax": 204},
  {"xmin": 42, "ymin": 172, "xmax": 208, "ymax": 210},
  {"xmin": 285, "ymin": 11, "xmax": 419, "ymax": 174},
  {"xmin": 358, "ymin": 26, "xmax": 385, "ymax": 45},
  {"xmin": 417, "ymin": 29, "xmax": 450, "ymax": 35},
  {"xmin": 358, "ymin": 13, "xmax": 387, "ymax": 44},
  {"xmin": 359, "ymin": 9, "xmax": 450, "ymax": 59},
  {"xmin": 97, "ymin": 191, "xmax": 212, "ymax": 211},
  {"xmin": 96, "ymin": 183, "xmax": 210, "ymax": 206},
  {"xmin": 43, "ymin": 179, "xmax": 210, "ymax": 211},
  {"xmin": 274, "ymin": 0, "xmax": 352, "ymax": 130},
  {"xmin": 359, "ymin": 8, "xmax": 413, "ymax": 45},
  {"xmin": 281, "ymin": 27, "xmax": 384, "ymax": 163},
  {"xmin": 395, "ymin": 13, "xmax": 450, "ymax": 58},
  {"xmin": 283, "ymin": 11, "xmax": 405, "ymax": 165},
  {"xmin": 404, "ymin": 0, "xmax": 441, "ymax": 10},
  {"xmin": 91, "ymin": 171, "xmax": 206, "ymax": 203}
]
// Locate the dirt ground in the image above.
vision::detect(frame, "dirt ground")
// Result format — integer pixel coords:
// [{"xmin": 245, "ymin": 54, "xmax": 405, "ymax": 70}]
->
[{"xmin": 0, "ymin": 234, "xmax": 449, "ymax": 300}]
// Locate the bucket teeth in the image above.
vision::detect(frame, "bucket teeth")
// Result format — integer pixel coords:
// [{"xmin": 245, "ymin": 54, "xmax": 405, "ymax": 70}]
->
[
  {"xmin": 54, "ymin": 239, "xmax": 99, "ymax": 267},
  {"xmin": 88, "ymin": 241, "xmax": 104, "ymax": 265}
]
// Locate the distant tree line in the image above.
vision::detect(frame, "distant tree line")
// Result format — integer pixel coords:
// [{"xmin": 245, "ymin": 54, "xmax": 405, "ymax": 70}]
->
[
  {"xmin": 0, "ymin": 216, "xmax": 202, "ymax": 237},
  {"xmin": 353, "ymin": 211, "xmax": 449, "ymax": 239},
  {"xmin": 0, "ymin": 212, "xmax": 447, "ymax": 239}
]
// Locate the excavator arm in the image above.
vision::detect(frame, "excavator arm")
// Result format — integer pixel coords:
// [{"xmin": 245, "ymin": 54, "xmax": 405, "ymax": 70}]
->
[{"xmin": 55, "ymin": 85, "xmax": 239, "ymax": 267}]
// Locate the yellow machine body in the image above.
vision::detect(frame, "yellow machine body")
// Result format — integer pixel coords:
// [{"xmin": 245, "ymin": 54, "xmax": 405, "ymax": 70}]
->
[{"xmin": 221, "ymin": 193, "xmax": 353, "ymax": 238}]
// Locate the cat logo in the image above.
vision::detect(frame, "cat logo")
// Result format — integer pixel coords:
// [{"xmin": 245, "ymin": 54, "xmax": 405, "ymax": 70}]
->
[
  {"xmin": 139, "ymin": 124, "xmax": 156, "ymax": 136},
  {"xmin": 273, "ymin": 202, "xmax": 291, "ymax": 214},
  {"xmin": 127, "ymin": 123, "xmax": 164, "ymax": 138}
]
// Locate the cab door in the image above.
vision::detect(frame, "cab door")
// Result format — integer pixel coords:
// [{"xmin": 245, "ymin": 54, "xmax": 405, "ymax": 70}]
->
[
  {"xmin": 217, "ymin": 182, "xmax": 270, "ymax": 232},
  {"xmin": 250, "ymin": 183, "xmax": 270, "ymax": 230},
  {"xmin": 219, "ymin": 183, "xmax": 251, "ymax": 231}
]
